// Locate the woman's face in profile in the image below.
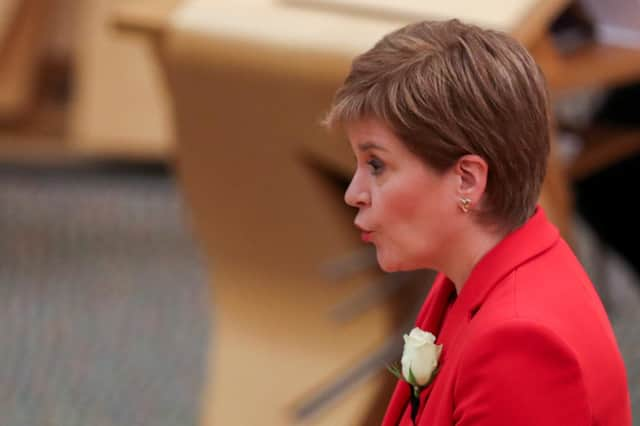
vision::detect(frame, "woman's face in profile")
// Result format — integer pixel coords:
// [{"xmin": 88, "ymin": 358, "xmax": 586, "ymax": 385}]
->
[{"xmin": 345, "ymin": 119, "xmax": 460, "ymax": 272}]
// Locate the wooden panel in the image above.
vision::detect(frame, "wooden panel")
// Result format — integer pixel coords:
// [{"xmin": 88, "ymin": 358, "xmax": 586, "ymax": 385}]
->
[
  {"xmin": 170, "ymin": 0, "xmax": 402, "ymax": 77},
  {"xmin": 163, "ymin": 25, "xmax": 429, "ymax": 425},
  {"xmin": 0, "ymin": 0, "xmax": 21, "ymax": 51},
  {"xmin": 0, "ymin": 0, "xmax": 50, "ymax": 121},
  {"xmin": 112, "ymin": 0, "xmax": 181, "ymax": 35},
  {"xmin": 68, "ymin": 0, "xmax": 174, "ymax": 159},
  {"xmin": 286, "ymin": 0, "xmax": 570, "ymax": 46},
  {"xmin": 44, "ymin": 0, "xmax": 80, "ymax": 63}
]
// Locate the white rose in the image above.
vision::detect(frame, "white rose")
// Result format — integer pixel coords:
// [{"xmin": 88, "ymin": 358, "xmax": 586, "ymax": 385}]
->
[{"xmin": 401, "ymin": 327, "xmax": 442, "ymax": 386}]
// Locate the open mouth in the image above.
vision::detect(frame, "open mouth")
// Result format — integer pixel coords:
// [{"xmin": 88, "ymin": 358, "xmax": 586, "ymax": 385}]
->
[{"xmin": 355, "ymin": 223, "xmax": 374, "ymax": 243}]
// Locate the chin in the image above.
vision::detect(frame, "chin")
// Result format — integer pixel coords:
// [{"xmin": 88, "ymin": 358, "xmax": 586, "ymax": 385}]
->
[
  {"xmin": 376, "ymin": 252, "xmax": 408, "ymax": 273},
  {"xmin": 378, "ymin": 262, "xmax": 397, "ymax": 273},
  {"xmin": 376, "ymin": 249, "xmax": 425, "ymax": 273}
]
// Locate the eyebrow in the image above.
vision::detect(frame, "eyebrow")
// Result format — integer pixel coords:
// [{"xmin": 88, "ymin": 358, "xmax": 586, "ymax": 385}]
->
[{"xmin": 357, "ymin": 141, "xmax": 388, "ymax": 152}]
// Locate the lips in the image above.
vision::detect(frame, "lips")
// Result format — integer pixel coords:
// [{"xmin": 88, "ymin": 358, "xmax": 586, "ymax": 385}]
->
[{"xmin": 355, "ymin": 222, "xmax": 374, "ymax": 243}]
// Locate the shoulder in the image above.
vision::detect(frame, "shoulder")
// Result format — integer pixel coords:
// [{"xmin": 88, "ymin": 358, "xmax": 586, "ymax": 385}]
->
[
  {"xmin": 458, "ymin": 318, "xmax": 582, "ymax": 370},
  {"xmin": 453, "ymin": 319, "xmax": 592, "ymax": 424}
]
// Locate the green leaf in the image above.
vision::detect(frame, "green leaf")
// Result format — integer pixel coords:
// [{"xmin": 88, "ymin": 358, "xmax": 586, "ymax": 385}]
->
[
  {"xmin": 408, "ymin": 367, "xmax": 418, "ymax": 387},
  {"xmin": 386, "ymin": 363, "xmax": 403, "ymax": 381}
]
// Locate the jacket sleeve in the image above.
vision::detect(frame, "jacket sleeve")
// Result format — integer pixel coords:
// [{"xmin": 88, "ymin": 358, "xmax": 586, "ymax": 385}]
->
[{"xmin": 452, "ymin": 319, "xmax": 591, "ymax": 426}]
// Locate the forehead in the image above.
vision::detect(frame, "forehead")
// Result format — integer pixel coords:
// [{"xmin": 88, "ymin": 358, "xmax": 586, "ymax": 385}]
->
[{"xmin": 345, "ymin": 119, "xmax": 405, "ymax": 153}]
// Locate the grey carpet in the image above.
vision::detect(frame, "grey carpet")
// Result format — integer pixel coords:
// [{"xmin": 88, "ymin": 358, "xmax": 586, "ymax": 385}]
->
[{"xmin": 0, "ymin": 163, "xmax": 210, "ymax": 426}]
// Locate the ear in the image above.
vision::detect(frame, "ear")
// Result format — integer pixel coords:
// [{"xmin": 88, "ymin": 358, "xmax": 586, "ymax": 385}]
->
[{"xmin": 453, "ymin": 155, "xmax": 488, "ymax": 203}]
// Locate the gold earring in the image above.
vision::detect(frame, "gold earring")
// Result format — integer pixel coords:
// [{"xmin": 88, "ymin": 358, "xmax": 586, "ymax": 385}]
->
[{"xmin": 459, "ymin": 197, "xmax": 471, "ymax": 213}]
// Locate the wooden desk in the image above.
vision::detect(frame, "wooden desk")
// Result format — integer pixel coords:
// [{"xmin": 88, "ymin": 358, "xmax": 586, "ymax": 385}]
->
[
  {"xmin": 67, "ymin": 0, "xmax": 174, "ymax": 159},
  {"xmin": 113, "ymin": 1, "xmax": 640, "ymax": 425},
  {"xmin": 112, "ymin": 0, "xmax": 180, "ymax": 34}
]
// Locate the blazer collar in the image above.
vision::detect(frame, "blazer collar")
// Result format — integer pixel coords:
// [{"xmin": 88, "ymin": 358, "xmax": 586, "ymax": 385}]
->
[
  {"xmin": 382, "ymin": 274, "xmax": 455, "ymax": 426},
  {"xmin": 454, "ymin": 206, "xmax": 559, "ymax": 318}
]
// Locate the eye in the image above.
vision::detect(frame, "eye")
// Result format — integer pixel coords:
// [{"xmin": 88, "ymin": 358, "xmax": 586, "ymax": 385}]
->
[{"xmin": 367, "ymin": 157, "xmax": 385, "ymax": 176}]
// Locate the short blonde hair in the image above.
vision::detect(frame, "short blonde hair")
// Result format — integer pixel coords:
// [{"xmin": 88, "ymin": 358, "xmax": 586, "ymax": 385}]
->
[{"xmin": 325, "ymin": 19, "xmax": 550, "ymax": 232}]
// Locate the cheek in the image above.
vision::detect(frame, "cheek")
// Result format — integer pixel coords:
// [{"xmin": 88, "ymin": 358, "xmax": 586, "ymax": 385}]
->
[
  {"xmin": 379, "ymin": 184, "xmax": 425, "ymax": 227},
  {"xmin": 375, "ymin": 187, "xmax": 426, "ymax": 257},
  {"xmin": 377, "ymin": 179, "xmax": 450, "ymax": 252}
]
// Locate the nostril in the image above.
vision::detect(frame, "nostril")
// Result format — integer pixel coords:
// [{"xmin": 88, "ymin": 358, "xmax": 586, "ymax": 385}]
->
[
  {"xmin": 356, "ymin": 192, "xmax": 370, "ymax": 207},
  {"xmin": 344, "ymin": 186, "xmax": 360, "ymax": 207}
]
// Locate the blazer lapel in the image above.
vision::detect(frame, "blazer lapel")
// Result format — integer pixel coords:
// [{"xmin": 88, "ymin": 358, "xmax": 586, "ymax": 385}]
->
[{"xmin": 381, "ymin": 274, "xmax": 455, "ymax": 426}]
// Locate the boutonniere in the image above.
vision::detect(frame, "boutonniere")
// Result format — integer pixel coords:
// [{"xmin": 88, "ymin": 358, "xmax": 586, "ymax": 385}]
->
[{"xmin": 388, "ymin": 327, "xmax": 442, "ymax": 423}]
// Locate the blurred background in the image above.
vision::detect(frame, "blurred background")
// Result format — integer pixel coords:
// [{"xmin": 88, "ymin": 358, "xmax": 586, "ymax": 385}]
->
[{"xmin": 0, "ymin": 0, "xmax": 638, "ymax": 425}]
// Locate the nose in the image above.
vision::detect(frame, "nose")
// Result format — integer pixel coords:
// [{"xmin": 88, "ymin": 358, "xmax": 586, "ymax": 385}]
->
[{"xmin": 344, "ymin": 174, "xmax": 370, "ymax": 208}]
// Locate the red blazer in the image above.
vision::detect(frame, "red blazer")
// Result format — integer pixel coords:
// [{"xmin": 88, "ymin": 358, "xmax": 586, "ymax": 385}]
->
[{"xmin": 382, "ymin": 208, "xmax": 631, "ymax": 426}]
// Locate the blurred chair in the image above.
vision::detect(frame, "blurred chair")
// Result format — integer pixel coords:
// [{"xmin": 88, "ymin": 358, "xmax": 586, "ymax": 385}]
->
[{"xmin": 0, "ymin": 0, "xmax": 51, "ymax": 122}]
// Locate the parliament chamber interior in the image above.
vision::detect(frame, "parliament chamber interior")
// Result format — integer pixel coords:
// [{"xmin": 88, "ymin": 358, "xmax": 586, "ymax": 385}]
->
[{"xmin": 0, "ymin": 0, "xmax": 639, "ymax": 424}]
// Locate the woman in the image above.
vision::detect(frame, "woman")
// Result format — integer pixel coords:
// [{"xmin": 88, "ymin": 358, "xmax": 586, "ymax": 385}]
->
[{"xmin": 324, "ymin": 20, "xmax": 631, "ymax": 425}]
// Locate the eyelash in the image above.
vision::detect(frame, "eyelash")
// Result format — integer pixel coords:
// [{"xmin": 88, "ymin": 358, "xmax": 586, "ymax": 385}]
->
[{"xmin": 367, "ymin": 157, "xmax": 385, "ymax": 175}]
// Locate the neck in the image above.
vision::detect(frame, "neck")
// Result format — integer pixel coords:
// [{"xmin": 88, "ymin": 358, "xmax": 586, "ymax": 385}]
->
[{"xmin": 438, "ymin": 223, "xmax": 506, "ymax": 294}]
